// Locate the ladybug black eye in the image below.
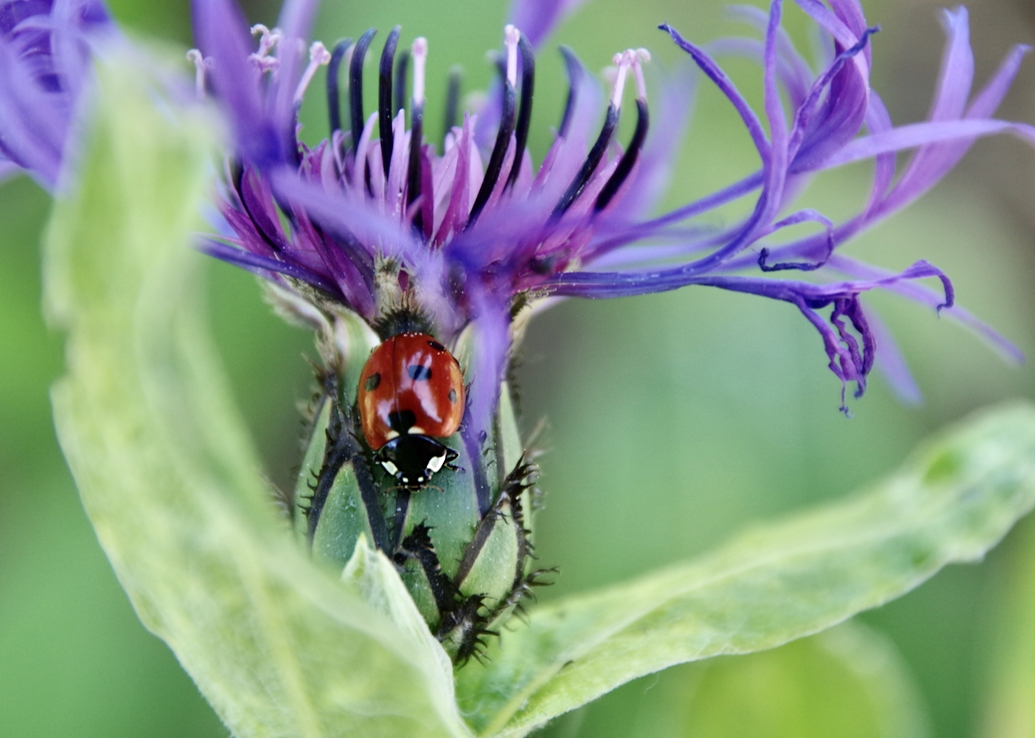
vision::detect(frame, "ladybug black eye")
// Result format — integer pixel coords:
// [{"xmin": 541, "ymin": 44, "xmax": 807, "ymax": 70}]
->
[
  {"xmin": 427, "ymin": 340, "xmax": 446, "ymax": 351},
  {"xmin": 364, "ymin": 372, "xmax": 381, "ymax": 391},
  {"xmin": 408, "ymin": 364, "xmax": 432, "ymax": 381}
]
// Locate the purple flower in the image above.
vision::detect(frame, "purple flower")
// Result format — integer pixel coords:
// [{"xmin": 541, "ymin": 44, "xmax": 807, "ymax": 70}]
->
[
  {"xmin": 0, "ymin": 0, "xmax": 114, "ymax": 190},
  {"xmin": 191, "ymin": 0, "xmax": 1033, "ymax": 436}
]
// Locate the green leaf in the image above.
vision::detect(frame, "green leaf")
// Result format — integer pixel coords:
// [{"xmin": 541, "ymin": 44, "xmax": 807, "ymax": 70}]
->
[
  {"xmin": 976, "ymin": 516, "xmax": 1035, "ymax": 738},
  {"xmin": 632, "ymin": 621, "xmax": 930, "ymax": 738},
  {"xmin": 456, "ymin": 402, "xmax": 1035, "ymax": 737},
  {"xmin": 44, "ymin": 54, "xmax": 468, "ymax": 738}
]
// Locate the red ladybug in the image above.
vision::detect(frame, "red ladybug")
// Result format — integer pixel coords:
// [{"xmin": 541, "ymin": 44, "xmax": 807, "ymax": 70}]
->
[{"xmin": 357, "ymin": 332, "xmax": 465, "ymax": 487}]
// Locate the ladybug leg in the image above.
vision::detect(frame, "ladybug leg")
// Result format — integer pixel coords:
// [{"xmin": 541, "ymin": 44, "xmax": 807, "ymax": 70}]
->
[{"xmin": 443, "ymin": 446, "xmax": 462, "ymax": 474}]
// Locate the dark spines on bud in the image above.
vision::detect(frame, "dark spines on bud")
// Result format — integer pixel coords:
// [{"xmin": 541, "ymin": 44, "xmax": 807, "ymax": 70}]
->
[
  {"xmin": 326, "ymin": 39, "xmax": 353, "ymax": 138},
  {"xmin": 557, "ymin": 46, "xmax": 582, "ymax": 139},
  {"xmin": 552, "ymin": 103, "xmax": 619, "ymax": 217},
  {"xmin": 595, "ymin": 97, "xmax": 649, "ymax": 211},
  {"xmin": 505, "ymin": 33, "xmax": 535, "ymax": 191},
  {"xmin": 350, "ymin": 28, "xmax": 377, "ymax": 157},
  {"xmin": 443, "ymin": 594, "xmax": 497, "ymax": 666},
  {"xmin": 443, "ymin": 67, "xmax": 461, "ymax": 141},
  {"xmin": 378, "ymin": 26, "xmax": 402, "ymax": 178}
]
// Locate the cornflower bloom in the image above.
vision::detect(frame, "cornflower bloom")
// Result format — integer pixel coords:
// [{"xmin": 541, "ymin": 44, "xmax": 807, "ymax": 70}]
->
[
  {"xmin": 180, "ymin": 0, "xmax": 1035, "ymax": 659},
  {"xmin": 193, "ymin": 0, "xmax": 1034, "ymax": 431}
]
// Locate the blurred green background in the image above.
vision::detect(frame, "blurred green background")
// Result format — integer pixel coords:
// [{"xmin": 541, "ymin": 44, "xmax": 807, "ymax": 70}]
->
[{"xmin": 1, "ymin": 0, "xmax": 1033, "ymax": 735}]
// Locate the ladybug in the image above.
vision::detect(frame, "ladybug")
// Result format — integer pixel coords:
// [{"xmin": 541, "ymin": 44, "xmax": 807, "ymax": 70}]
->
[{"xmin": 357, "ymin": 332, "xmax": 466, "ymax": 487}]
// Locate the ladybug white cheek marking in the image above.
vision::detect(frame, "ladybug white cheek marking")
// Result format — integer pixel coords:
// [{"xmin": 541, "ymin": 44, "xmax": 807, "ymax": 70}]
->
[
  {"xmin": 381, "ymin": 460, "xmax": 400, "ymax": 476},
  {"xmin": 426, "ymin": 454, "xmax": 447, "ymax": 474}
]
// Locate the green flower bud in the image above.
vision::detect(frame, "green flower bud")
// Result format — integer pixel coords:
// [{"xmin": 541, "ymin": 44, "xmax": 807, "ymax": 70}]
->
[{"xmin": 283, "ymin": 298, "xmax": 546, "ymax": 664}]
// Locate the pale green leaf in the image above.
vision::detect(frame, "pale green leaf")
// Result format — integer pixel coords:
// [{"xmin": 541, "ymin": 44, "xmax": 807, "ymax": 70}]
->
[
  {"xmin": 977, "ymin": 516, "xmax": 1035, "ymax": 738},
  {"xmin": 456, "ymin": 402, "xmax": 1035, "ymax": 737},
  {"xmin": 628, "ymin": 621, "xmax": 930, "ymax": 738},
  {"xmin": 44, "ymin": 53, "xmax": 468, "ymax": 738}
]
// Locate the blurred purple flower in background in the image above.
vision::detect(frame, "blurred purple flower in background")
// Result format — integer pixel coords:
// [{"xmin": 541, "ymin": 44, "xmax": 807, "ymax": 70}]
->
[{"xmin": 0, "ymin": 0, "xmax": 114, "ymax": 190}]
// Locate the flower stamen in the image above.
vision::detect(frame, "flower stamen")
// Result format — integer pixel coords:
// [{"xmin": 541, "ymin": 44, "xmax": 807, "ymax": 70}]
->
[
  {"xmin": 394, "ymin": 47, "xmax": 410, "ymax": 117},
  {"xmin": 326, "ymin": 39, "xmax": 354, "ymax": 139},
  {"xmin": 506, "ymin": 31, "xmax": 535, "ymax": 190},
  {"xmin": 251, "ymin": 24, "xmax": 281, "ymax": 57},
  {"xmin": 553, "ymin": 51, "xmax": 637, "ymax": 217},
  {"xmin": 504, "ymin": 24, "xmax": 520, "ymax": 87},
  {"xmin": 249, "ymin": 23, "xmax": 282, "ymax": 75},
  {"xmin": 467, "ymin": 25, "xmax": 522, "ymax": 228},
  {"xmin": 557, "ymin": 46, "xmax": 583, "ymax": 140},
  {"xmin": 379, "ymin": 26, "xmax": 402, "ymax": 178},
  {"xmin": 186, "ymin": 48, "xmax": 211, "ymax": 100},
  {"xmin": 294, "ymin": 42, "xmax": 331, "ymax": 106},
  {"xmin": 350, "ymin": 28, "xmax": 377, "ymax": 157},
  {"xmin": 595, "ymin": 49, "xmax": 651, "ymax": 211},
  {"xmin": 412, "ymin": 37, "xmax": 428, "ymax": 108},
  {"xmin": 444, "ymin": 67, "xmax": 462, "ymax": 140},
  {"xmin": 408, "ymin": 38, "xmax": 428, "ymax": 234}
]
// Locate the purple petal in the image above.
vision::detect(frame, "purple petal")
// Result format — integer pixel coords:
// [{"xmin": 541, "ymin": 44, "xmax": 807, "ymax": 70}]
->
[
  {"xmin": 270, "ymin": 166, "xmax": 420, "ymax": 265},
  {"xmin": 820, "ymin": 119, "xmax": 1035, "ymax": 170},
  {"xmin": 723, "ymin": 4, "xmax": 813, "ymax": 108},
  {"xmin": 926, "ymin": 8, "xmax": 973, "ymax": 122},
  {"xmin": 460, "ymin": 286, "xmax": 511, "ymax": 476},
  {"xmin": 829, "ymin": 254, "xmax": 1024, "ymax": 364},
  {"xmin": 508, "ymin": 0, "xmax": 587, "ymax": 49},
  {"xmin": 200, "ymin": 237, "xmax": 342, "ymax": 296},
  {"xmin": 269, "ymin": 0, "xmax": 318, "ymax": 143},
  {"xmin": 661, "ymin": 22, "xmax": 769, "ymax": 157},
  {"xmin": 862, "ymin": 90, "xmax": 895, "ymax": 210},
  {"xmin": 867, "ymin": 308, "xmax": 923, "ymax": 405},
  {"xmin": 190, "ymin": 0, "xmax": 282, "ymax": 167}
]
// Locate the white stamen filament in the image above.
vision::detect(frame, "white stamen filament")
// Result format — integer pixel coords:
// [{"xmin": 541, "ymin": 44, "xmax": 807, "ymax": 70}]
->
[
  {"xmin": 632, "ymin": 48, "xmax": 650, "ymax": 101},
  {"xmin": 294, "ymin": 41, "xmax": 331, "ymax": 104},
  {"xmin": 504, "ymin": 24, "xmax": 520, "ymax": 87},
  {"xmin": 186, "ymin": 49, "xmax": 210, "ymax": 100},
  {"xmin": 412, "ymin": 37, "xmax": 428, "ymax": 107},
  {"xmin": 249, "ymin": 24, "xmax": 283, "ymax": 76},
  {"xmin": 250, "ymin": 24, "xmax": 282, "ymax": 57},
  {"xmin": 610, "ymin": 49, "xmax": 634, "ymax": 109}
]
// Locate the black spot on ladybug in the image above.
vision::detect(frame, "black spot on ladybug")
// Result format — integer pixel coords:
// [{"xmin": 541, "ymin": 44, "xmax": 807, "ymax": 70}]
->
[
  {"xmin": 408, "ymin": 364, "xmax": 433, "ymax": 381},
  {"xmin": 448, "ymin": 388, "xmax": 457, "ymax": 404},
  {"xmin": 365, "ymin": 372, "xmax": 381, "ymax": 392},
  {"xmin": 427, "ymin": 340, "xmax": 446, "ymax": 351},
  {"xmin": 388, "ymin": 409, "xmax": 417, "ymax": 432}
]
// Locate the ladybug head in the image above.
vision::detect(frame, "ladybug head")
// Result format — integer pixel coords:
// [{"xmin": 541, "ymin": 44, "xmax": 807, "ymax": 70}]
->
[{"xmin": 375, "ymin": 434, "xmax": 460, "ymax": 488}]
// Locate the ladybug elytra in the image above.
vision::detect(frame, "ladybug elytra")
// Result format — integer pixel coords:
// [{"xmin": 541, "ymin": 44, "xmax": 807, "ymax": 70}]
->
[{"xmin": 357, "ymin": 332, "xmax": 465, "ymax": 487}]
